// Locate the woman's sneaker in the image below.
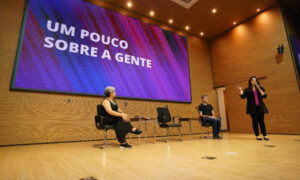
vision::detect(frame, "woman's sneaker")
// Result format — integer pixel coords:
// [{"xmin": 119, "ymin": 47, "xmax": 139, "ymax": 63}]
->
[
  {"xmin": 120, "ymin": 143, "xmax": 132, "ymax": 149},
  {"xmin": 131, "ymin": 129, "xmax": 142, "ymax": 135}
]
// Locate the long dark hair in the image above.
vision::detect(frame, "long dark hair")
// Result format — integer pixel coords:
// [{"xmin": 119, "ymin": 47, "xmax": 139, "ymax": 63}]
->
[{"xmin": 248, "ymin": 76, "xmax": 261, "ymax": 89}]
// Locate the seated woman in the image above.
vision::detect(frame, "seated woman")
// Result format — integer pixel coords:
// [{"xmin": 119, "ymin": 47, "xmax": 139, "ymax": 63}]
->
[{"xmin": 101, "ymin": 86, "xmax": 142, "ymax": 149}]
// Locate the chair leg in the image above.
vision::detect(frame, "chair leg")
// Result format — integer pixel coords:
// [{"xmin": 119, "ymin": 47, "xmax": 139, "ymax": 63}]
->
[
  {"xmin": 99, "ymin": 129, "xmax": 108, "ymax": 149},
  {"xmin": 199, "ymin": 121, "xmax": 204, "ymax": 139},
  {"xmin": 138, "ymin": 120, "xmax": 141, "ymax": 143},
  {"xmin": 104, "ymin": 129, "xmax": 108, "ymax": 145},
  {"xmin": 154, "ymin": 120, "xmax": 156, "ymax": 143},
  {"xmin": 101, "ymin": 129, "xmax": 113, "ymax": 148},
  {"xmin": 206, "ymin": 126, "xmax": 212, "ymax": 139},
  {"xmin": 177, "ymin": 127, "xmax": 182, "ymax": 141},
  {"xmin": 166, "ymin": 127, "xmax": 170, "ymax": 142},
  {"xmin": 144, "ymin": 120, "xmax": 147, "ymax": 139},
  {"xmin": 188, "ymin": 120, "xmax": 192, "ymax": 139}
]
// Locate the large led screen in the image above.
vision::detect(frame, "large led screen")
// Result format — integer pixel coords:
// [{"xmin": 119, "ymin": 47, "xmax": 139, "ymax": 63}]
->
[
  {"xmin": 290, "ymin": 35, "xmax": 300, "ymax": 87},
  {"xmin": 11, "ymin": 0, "xmax": 191, "ymax": 102}
]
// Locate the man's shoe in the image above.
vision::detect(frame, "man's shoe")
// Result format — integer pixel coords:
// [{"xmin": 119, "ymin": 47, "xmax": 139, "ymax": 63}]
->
[
  {"xmin": 213, "ymin": 136, "xmax": 222, "ymax": 139},
  {"xmin": 120, "ymin": 143, "xmax": 132, "ymax": 149}
]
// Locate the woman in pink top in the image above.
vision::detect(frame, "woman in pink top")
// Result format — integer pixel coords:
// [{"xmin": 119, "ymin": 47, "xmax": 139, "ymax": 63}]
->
[{"xmin": 238, "ymin": 76, "xmax": 269, "ymax": 141}]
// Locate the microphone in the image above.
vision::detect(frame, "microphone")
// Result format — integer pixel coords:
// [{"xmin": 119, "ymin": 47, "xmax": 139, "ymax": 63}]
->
[{"xmin": 255, "ymin": 82, "xmax": 259, "ymax": 88}]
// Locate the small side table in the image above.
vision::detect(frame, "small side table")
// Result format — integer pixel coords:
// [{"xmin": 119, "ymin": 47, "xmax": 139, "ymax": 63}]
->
[
  {"xmin": 178, "ymin": 117, "xmax": 200, "ymax": 139},
  {"xmin": 130, "ymin": 117, "xmax": 156, "ymax": 143}
]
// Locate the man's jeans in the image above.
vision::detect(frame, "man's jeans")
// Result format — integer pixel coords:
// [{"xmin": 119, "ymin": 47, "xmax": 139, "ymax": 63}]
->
[{"xmin": 204, "ymin": 117, "xmax": 221, "ymax": 136}]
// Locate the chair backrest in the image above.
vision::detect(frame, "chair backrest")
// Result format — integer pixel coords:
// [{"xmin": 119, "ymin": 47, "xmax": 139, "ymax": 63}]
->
[
  {"xmin": 97, "ymin": 104, "xmax": 106, "ymax": 116},
  {"xmin": 197, "ymin": 105, "xmax": 205, "ymax": 123},
  {"xmin": 95, "ymin": 104, "xmax": 104, "ymax": 130},
  {"xmin": 157, "ymin": 107, "xmax": 171, "ymax": 124}
]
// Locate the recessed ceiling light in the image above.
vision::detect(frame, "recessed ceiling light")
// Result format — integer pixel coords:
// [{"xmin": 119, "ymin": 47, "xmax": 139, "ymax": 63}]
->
[
  {"xmin": 149, "ymin": 11, "xmax": 155, "ymax": 16},
  {"xmin": 212, "ymin": 8, "xmax": 217, "ymax": 13},
  {"xmin": 169, "ymin": 19, "xmax": 173, "ymax": 24},
  {"xmin": 256, "ymin": 8, "xmax": 260, "ymax": 12},
  {"xmin": 127, "ymin": 2, "xmax": 132, "ymax": 8},
  {"xmin": 200, "ymin": 32, "xmax": 204, "ymax": 36},
  {"xmin": 233, "ymin": 21, "xmax": 237, "ymax": 25},
  {"xmin": 185, "ymin": 26, "xmax": 189, "ymax": 30}
]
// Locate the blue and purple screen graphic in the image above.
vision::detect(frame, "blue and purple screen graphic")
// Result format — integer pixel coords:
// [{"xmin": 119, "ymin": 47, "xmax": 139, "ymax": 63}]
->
[
  {"xmin": 293, "ymin": 38, "xmax": 300, "ymax": 70},
  {"xmin": 291, "ymin": 36, "xmax": 300, "ymax": 84},
  {"xmin": 11, "ymin": 0, "xmax": 191, "ymax": 102}
]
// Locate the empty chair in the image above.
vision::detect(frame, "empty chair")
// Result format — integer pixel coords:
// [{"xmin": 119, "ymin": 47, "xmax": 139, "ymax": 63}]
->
[{"xmin": 157, "ymin": 107, "xmax": 182, "ymax": 142}]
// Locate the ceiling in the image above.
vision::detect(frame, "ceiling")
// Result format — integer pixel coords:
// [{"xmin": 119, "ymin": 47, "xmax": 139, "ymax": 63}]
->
[
  {"xmin": 282, "ymin": 0, "xmax": 300, "ymax": 16},
  {"xmin": 99, "ymin": 0, "xmax": 278, "ymax": 40}
]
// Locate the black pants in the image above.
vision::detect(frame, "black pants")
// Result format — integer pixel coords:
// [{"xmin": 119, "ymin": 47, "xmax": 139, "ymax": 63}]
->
[
  {"xmin": 103, "ymin": 116, "xmax": 133, "ymax": 143},
  {"xmin": 250, "ymin": 113, "xmax": 267, "ymax": 136},
  {"xmin": 205, "ymin": 117, "xmax": 221, "ymax": 136}
]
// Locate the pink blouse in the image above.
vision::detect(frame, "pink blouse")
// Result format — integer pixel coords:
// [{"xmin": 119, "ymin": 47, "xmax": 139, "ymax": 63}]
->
[{"xmin": 253, "ymin": 89, "xmax": 259, "ymax": 106}]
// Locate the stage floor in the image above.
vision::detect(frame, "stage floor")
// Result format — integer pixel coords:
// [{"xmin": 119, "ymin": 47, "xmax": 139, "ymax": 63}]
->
[{"xmin": 0, "ymin": 133, "xmax": 300, "ymax": 180}]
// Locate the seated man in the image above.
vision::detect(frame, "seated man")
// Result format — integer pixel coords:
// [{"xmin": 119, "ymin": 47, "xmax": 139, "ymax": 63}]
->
[{"xmin": 198, "ymin": 95, "xmax": 222, "ymax": 139}]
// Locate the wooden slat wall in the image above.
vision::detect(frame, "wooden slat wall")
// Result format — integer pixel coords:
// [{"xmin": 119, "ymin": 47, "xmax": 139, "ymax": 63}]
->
[
  {"xmin": 0, "ymin": 0, "xmax": 218, "ymax": 145},
  {"xmin": 210, "ymin": 5, "xmax": 300, "ymax": 134}
]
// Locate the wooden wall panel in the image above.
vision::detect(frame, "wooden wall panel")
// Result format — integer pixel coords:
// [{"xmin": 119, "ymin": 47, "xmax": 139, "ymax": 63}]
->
[
  {"xmin": 210, "ymin": 5, "xmax": 300, "ymax": 134},
  {"xmin": 0, "ymin": 0, "xmax": 218, "ymax": 145}
]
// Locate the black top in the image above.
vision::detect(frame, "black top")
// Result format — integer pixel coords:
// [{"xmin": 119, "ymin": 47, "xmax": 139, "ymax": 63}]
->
[
  {"xmin": 240, "ymin": 87, "xmax": 268, "ymax": 114},
  {"xmin": 100, "ymin": 98, "xmax": 119, "ymax": 117},
  {"xmin": 198, "ymin": 104, "xmax": 213, "ymax": 116}
]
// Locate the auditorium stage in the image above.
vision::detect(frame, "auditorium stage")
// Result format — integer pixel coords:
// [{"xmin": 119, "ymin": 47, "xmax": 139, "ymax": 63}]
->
[{"xmin": 0, "ymin": 133, "xmax": 299, "ymax": 180}]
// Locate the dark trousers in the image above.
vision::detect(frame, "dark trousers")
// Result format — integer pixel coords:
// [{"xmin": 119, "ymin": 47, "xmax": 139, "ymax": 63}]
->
[
  {"xmin": 250, "ymin": 113, "xmax": 267, "ymax": 136},
  {"xmin": 103, "ymin": 116, "xmax": 133, "ymax": 143},
  {"xmin": 205, "ymin": 118, "xmax": 221, "ymax": 136}
]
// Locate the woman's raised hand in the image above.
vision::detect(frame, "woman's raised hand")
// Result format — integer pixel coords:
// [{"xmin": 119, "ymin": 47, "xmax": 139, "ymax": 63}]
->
[{"xmin": 237, "ymin": 85, "xmax": 243, "ymax": 95}]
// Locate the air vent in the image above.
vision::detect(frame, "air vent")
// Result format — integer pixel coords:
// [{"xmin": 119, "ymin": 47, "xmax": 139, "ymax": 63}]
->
[{"xmin": 171, "ymin": 0, "xmax": 198, "ymax": 9}]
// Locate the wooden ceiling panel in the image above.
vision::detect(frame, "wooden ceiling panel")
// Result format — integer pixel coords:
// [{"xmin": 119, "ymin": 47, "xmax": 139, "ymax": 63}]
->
[{"xmin": 92, "ymin": 0, "xmax": 278, "ymax": 39}]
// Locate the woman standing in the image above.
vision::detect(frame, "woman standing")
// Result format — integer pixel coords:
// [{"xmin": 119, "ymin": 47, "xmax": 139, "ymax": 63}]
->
[
  {"xmin": 238, "ymin": 76, "xmax": 269, "ymax": 140},
  {"xmin": 101, "ymin": 86, "xmax": 142, "ymax": 148}
]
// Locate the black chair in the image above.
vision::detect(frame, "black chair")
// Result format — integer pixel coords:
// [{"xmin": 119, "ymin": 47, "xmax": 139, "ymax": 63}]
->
[
  {"xmin": 199, "ymin": 117, "xmax": 212, "ymax": 139},
  {"xmin": 199, "ymin": 117, "xmax": 223, "ymax": 139},
  {"xmin": 157, "ymin": 107, "xmax": 182, "ymax": 142},
  {"xmin": 95, "ymin": 104, "xmax": 115, "ymax": 147}
]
